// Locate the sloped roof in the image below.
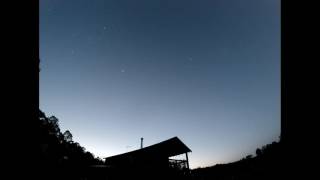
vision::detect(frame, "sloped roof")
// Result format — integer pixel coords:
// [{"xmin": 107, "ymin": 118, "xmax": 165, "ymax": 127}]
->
[{"xmin": 104, "ymin": 137, "xmax": 191, "ymax": 161}]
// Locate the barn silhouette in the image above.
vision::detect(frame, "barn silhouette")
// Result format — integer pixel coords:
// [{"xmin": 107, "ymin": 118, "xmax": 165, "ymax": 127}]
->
[{"xmin": 104, "ymin": 136, "xmax": 192, "ymax": 179}]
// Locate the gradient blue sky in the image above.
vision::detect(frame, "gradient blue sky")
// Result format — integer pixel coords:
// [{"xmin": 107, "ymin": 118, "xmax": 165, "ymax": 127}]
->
[{"xmin": 40, "ymin": 0, "xmax": 280, "ymax": 168}]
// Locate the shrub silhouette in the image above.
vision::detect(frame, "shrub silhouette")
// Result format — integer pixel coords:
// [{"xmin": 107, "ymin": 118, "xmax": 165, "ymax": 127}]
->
[{"xmin": 192, "ymin": 140, "xmax": 284, "ymax": 180}]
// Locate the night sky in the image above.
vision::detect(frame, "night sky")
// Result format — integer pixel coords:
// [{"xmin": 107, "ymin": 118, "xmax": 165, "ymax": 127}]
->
[{"xmin": 40, "ymin": 0, "xmax": 280, "ymax": 168}]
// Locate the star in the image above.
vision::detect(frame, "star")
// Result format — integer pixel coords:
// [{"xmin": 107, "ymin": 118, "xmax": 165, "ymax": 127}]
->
[{"xmin": 121, "ymin": 69, "xmax": 125, "ymax": 73}]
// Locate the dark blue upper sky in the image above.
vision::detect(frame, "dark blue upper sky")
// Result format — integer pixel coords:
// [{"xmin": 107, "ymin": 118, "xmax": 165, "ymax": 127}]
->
[{"xmin": 40, "ymin": 0, "xmax": 280, "ymax": 168}]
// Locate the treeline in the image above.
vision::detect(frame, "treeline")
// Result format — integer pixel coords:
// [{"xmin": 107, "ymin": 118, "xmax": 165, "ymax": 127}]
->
[
  {"xmin": 191, "ymin": 140, "xmax": 284, "ymax": 180},
  {"xmin": 38, "ymin": 110, "xmax": 104, "ymax": 179}
]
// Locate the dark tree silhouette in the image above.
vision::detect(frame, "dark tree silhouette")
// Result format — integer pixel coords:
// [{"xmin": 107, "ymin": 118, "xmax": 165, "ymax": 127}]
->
[
  {"xmin": 38, "ymin": 109, "xmax": 104, "ymax": 179},
  {"xmin": 63, "ymin": 130, "xmax": 73, "ymax": 142},
  {"xmin": 192, "ymin": 140, "xmax": 284, "ymax": 180},
  {"xmin": 256, "ymin": 148, "xmax": 262, "ymax": 157}
]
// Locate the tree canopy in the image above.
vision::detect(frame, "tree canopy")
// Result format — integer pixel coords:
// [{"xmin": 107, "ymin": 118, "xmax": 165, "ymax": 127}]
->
[{"xmin": 38, "ymin": 109, "xmax": 104, "ymax": 171}]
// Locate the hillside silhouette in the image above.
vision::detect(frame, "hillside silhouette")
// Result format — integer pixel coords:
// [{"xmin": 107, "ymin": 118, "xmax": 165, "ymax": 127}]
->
[{"xmin": 191, "ymin": 140, "xmax": 284, "ymax": 180}]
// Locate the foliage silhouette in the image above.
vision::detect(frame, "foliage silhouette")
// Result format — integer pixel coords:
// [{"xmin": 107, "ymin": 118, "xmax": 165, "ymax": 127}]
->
[
  {"xmin": 63, "ymin": 130, "xmax": 73, "ymax": 142},
  {"xmin": 38, "ymin": 109, "xmax": 104, "ymax": 179},
  {"xmin": 191, "ymin": 140, "xmax": 284, "ymax": 180}
]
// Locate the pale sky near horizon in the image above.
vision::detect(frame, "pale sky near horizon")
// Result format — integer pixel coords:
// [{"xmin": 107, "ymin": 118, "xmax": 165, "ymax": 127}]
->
[{"xmin": 40, "ymin": 0, "xmax": 280, "ymax": 168}]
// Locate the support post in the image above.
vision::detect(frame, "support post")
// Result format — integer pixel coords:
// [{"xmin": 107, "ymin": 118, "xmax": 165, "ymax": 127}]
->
[{"xmin": 185, "ymin": 152, "xmax": 190, "ymax": 170}]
